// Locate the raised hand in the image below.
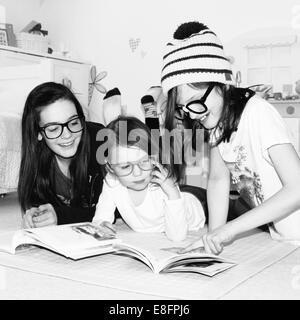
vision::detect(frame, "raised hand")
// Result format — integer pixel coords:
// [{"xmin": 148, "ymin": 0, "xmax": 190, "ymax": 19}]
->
[{"xmin": 150, "ymin": 161, "xmax": 180, "ymax": 200}]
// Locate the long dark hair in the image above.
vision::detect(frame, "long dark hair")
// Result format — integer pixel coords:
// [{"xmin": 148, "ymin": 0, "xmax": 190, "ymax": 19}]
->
[
  {"xmin": 104, "ymin": 116, "xmax": 180, "ymax": 181},
  {"xmin": 165, "ymin": 82, "xmax": 255, "ymax": 146},
  {"xmin": 18, "ymin": 82, "xmax": 90, "ymax": 212}
]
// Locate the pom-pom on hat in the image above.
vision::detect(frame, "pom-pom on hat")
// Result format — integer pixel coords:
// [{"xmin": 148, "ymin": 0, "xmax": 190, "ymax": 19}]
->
[{"xmin": 161, "ymin": 22, "xmax": 234, "ymax": 95}]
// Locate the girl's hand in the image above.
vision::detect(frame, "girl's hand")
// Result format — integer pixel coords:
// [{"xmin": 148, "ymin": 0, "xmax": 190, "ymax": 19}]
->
[
  {"xmin": 29, "ymin": 204, "xmax": 57, "ymax": 228},
  {"xmin": 22, "ymin": 207, "xmax": 39, "ymax": 228},
  {"xmin": 150, "ymin": 161, "xmax": 180, "ymax": 200},
  {"xmin": 180, "ymin": 224, "xmax": 235, "ymax": 255}
]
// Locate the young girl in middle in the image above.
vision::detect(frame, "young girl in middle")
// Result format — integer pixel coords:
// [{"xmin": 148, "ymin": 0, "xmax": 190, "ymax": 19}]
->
[{"xmin": 92, "ymin": 116, "xmax": 205, "ymax": 241}]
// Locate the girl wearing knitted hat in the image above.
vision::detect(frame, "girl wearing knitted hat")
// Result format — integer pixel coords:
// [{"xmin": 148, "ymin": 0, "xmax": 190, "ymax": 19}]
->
[{"xmin": 162, "ymin": 21, "xmax": 300, "ymax": 254}]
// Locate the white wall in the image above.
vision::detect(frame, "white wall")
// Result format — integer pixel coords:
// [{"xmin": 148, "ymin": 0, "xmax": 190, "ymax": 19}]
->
[
  {"xmin": 2, "ymin": 0, "xmax": 300, "ymax": 122},
  {"xmin": 0, "ymin": 0, "xmax": 41, "ymax": 32}
]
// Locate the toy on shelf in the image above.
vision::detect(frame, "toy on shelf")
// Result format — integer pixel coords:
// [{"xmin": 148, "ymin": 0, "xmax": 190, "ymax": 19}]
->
[
  {"xmin": 295, "ymin": 80, "xmax": 300, "ymax": 96},
  {"xmin": 16, "ymin": 20, "xmax": 49, "ymax": 53}
]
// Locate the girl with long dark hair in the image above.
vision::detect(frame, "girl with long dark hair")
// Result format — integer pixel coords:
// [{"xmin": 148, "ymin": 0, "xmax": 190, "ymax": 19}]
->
[
  {"xmin": 18, "ymin": 82, "xmax": 105, "ymax": 228},
  {"xmin": 162, "ymin": 22, "xmax": 300, "ymax": 253}
]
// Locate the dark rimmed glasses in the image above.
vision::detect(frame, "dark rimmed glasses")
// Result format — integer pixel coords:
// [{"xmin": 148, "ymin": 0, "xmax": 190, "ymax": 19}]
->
[
  {"xmin": 176, "ymin": 83, "xmax": 215, "ymax": 119},
  {"xmin": 107, "ymin": 156, "xmax": 155, "ymax": 177},
  {"xmin": 39, "ymin": 116, "xmax": 85, "ymax": 139}
]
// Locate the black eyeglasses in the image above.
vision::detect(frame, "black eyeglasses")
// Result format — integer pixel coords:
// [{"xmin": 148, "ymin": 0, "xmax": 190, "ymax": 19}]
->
[
  {"xmin": 177, "ymin": 84, "xmax": 215, "ymax": 116},
  {"xmin": 39, "ymin": 116, "xmax": 85, "ymax": 139}
]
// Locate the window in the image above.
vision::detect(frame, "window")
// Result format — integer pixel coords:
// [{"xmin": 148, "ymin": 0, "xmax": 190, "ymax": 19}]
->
[{"xmin": 247, "ymin": 44, "xmax": 292, "ymax": 92}]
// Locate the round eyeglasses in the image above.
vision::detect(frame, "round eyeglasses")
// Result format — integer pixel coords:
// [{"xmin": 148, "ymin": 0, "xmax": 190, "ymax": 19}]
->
[
  {"xmin": 107, "ymin": 156, "xmax": 154, "ymax": 177},
  {"xmin": 177, "ymin": 83, "xmax": 215, "ymax": 116},
  {"xmin": 39, "ymin": 116, "xmax": 85, "ymax": 139}
]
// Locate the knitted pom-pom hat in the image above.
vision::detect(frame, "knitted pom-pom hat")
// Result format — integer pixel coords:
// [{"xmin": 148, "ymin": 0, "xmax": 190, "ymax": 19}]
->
[{"xmin": 161, "ymin": 21, "xmax": 234, "ymax": 95}]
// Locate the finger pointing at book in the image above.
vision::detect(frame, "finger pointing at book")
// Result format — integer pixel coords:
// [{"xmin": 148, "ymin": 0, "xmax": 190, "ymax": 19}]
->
[
  {"xmin": 181, "ymin": 224, "xmax": 235, "ymax": 255},
  {"xmin": 180, "ymin": 238, "xmax": 205, "ymax": 254},
  {"xmin": 202, "ymin": 233, "xmax": 224, "ymax": 255},
  {"xmin": 181, "ymin": 235, "xmax": 223, "ymax": 255}
]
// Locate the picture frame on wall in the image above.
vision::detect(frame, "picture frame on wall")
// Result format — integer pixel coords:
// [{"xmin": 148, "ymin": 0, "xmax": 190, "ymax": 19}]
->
[{"xmin": 0, "ymin": 28, "xmax": 8, "ymax": 46}]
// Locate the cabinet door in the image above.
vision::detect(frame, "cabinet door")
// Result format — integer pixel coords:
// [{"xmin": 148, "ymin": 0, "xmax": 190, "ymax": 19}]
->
[
  {"xmin": 52, "ymin": 60, "xmax": 90, "ymax": 112},
  {"xmin": 271, "ymin": 101, "xmax": 300, "ymax": 155},
  {"xmin": 283, "ymin": 118, "xmax": 300, "ymax": 155},
  {"xmin": 0, "ymin": 48, "xmax": 90, "ymax": 116},
  {"xmin": 0, "ymin": 52, "xmax": 44, "ymax": 114}
]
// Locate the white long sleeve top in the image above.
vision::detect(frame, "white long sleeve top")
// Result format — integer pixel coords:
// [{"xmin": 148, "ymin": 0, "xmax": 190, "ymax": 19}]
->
[{"xmin": 93, "ymin": 176, "xmax": 205, "ymax": 242}]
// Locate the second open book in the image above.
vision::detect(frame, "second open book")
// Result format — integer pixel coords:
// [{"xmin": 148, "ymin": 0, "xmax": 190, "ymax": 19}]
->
[
  {"xmin": 115, "ymin": 227, "xmax": 236, "ymax": 276},
  {"xmin": 0, "ymin": 222, "xmax": 120, "ymax": 259},
  {"xmin": 0, "ymin": 222, "xmax": 236, "ymax": 277}
]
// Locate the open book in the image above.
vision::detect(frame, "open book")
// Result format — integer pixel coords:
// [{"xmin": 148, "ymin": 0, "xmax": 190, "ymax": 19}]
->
[
  {"xmin": 0, "ymin": 222, "xmax": 120, "ymax": 260},
  {"xmin": 0, "ymin": 223, "xmax": 236, "ymax": 276},
  {"xmin": 114, "ymin": 229, "xmax": 236, "ymax": 277}
]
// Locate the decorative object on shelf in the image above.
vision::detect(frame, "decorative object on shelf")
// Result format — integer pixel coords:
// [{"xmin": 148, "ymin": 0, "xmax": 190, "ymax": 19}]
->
[
  {"xmin": 21, "ymin": 20, "xmax": 48, "ymax": 35},
  {"xmin": 295, "ymin": 80, "xmax": 300, "ymax": 96},
  {"xmin": 28, "ymin": 23, "xmax": 48, "ymax": 36},
  {"xmin": 248, "ymin": 84, "xmax": 273, "ymax": 99},
  {"xmin": 88, "ymin": 65, "xmax": 107, "ymax": 105},
  {"xmin": 273, "ymin": 92, "xmax": 283, "ymax": 100},
  {"xmin": 0, "ymin": 23, "xmax": 16, "ymax": 46},
  {"xmin": 16, "ymin": 32, "xmax": 48, "ymax": 53},
  {"xmin": 0, "ymin": 5, "xmax": 10, "ymax": 46},
  {"xmin": 16, "ymin": 20, "xmax": 49, "ymax": 53},
  {"xmin": 0, "ymin": 28, "xmax": 8, "ymax": 46},
  {"xmin": 282, "ymin": 84, "xmax": 293, "ymax": 98}
]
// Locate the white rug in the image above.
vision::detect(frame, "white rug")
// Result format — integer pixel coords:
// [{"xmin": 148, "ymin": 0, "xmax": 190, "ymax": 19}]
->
[{"xmin": 0, "ymin": 228, "xmax": 298, "ymax": 300}]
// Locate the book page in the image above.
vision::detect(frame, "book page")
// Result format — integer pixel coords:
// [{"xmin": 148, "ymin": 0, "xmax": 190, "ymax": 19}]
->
[
  {"xmin": 0, "ymin": 230, "xmax": 40, "ymax": 254},
  {"xmin": 167, "ymin": 261, "xmax": 235, "ymax": 277},
  {"xmin": 0, "ymin": 223, "xmax": 120, "ymax": 259},
  {"xmin": 25, "ymin": 222, "xmax": 119, "ymax": 255},
  {"xmin": 0, "ymin": 230, "xmax": 19, "ymax": 253},
  {"xmin": 116, "ymin": 228, "xmax": 231, "ymax": 273}
]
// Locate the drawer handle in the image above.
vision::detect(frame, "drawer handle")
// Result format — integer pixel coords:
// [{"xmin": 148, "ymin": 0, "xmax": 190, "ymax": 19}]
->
[{"xmin": 62, "ymin": 77, "xmax": 72, "ymax": 90}]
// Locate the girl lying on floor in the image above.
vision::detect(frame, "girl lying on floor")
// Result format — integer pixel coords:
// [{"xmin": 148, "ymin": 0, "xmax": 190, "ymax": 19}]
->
[{"xmin": 92, "ymin": 116, "xmax": 205, "ymax": 241}]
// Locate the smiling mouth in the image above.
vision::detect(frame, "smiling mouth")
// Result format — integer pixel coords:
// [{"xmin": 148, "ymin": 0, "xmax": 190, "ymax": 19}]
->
[{"xmin": 59, "ymin": 141, "xmax": 74, "ymax": 147}]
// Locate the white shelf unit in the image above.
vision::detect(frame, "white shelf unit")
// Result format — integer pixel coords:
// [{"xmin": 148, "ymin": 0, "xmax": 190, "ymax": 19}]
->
[
  {"xmin": 0, "ymin": 45, "xmax": 91, "ymax": 116},
  {"xmin": 269, "ymin": 99, "xmax": 300, "ymax": 155}
]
